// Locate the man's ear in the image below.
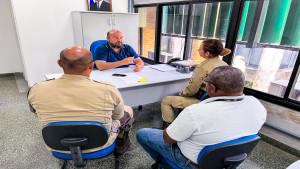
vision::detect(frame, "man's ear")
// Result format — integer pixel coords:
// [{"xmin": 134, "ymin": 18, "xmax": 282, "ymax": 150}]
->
[
  {"xmin": 57, "ymin": 60, "xmax": 62, "ymax": 67},
  {"xmin": 88, "ymin": 62, "xmax": 94, "ymax": 70},
  {"xmin": 208, "ymin": 84, "xmax": 217, "ymax": 95},
  {"xmin": 106, "ymin": 36, "xmax": 109, "ymax": 41}
]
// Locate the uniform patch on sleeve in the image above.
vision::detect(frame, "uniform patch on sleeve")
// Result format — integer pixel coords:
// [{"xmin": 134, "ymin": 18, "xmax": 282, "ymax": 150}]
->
[
  {"xmin": 189, "ymin": 78, "xmax": 193, "ymax": 83},
  {"xmin": 191, "ymin": 71, "xmax": 196, "ymax": 77}
]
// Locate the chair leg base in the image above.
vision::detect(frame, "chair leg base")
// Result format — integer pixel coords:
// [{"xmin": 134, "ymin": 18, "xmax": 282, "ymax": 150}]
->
[
  {"xmin": 152, "ymin": 154, "xmax": 162, "ymax": 169},
  {"xmin": 114, "ymin": 150, "xmax": 120, "ymax": 169},
  {"xmin": 138, "ymin": 105, "xmax": 143, "ymax": 111},
  {"xmin": 61, "ymin": 160, "xmax": 68, "ymax": 169}
]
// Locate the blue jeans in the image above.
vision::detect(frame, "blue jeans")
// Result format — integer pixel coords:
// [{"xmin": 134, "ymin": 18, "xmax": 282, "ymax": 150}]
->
[{"xmin": 136, "ymin": 128, "xmax": 197, "ymax": 169}]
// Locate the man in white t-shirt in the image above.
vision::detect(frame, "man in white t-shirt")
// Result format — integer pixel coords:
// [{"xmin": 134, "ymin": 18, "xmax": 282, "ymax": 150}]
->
[{"xmin": 136, "ymin": 66, "xmax": 267, "ymax": 169}]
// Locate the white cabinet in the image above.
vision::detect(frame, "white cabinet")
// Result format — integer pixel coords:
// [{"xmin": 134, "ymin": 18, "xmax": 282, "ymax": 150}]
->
[{"xmin": 72, "ymin": 11, "xmax": 139, "ymax": 52}]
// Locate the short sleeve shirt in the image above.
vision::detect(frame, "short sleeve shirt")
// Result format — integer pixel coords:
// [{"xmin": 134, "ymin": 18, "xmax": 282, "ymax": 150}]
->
[
  {"xmin": 166, "ymin": 95, "xmax": 267, "ymax": 163},
  {"xmin": 94, "ymin": 42, "xmax": 139, "ymax": 68}
]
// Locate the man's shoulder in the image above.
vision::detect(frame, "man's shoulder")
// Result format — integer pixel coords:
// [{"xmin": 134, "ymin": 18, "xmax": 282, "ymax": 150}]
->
[
  {"xmin": 244, "ymin": 95, "xmax": 265, "ymax": 107},
  {"xmin": 29, "ymin": 78, "xmax": 57, "ymax": 93},
  {"xmin": 123, "ymin": 44, "xmax": 133, "ymax": 49},
  {"xmin": 92, "ymin": 80, "xmax": 117, "ymax": 88},
  {"xmin": 97, "ymin": 43, "xmax": 109, "ymax": 50},
  {"xmin": 36, "ymin": 78, "xmax": 56, "ymax": 86}
]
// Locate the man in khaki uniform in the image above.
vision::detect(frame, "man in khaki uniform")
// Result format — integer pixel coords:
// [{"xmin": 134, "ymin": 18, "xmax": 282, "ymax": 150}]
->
[
  {"xmin": 28, "ymin": 46, "xmax": 134, "ymax": 154},
  {"xmin": 161, "ymin": 39, "xmax": 230, "ymax": 128}
]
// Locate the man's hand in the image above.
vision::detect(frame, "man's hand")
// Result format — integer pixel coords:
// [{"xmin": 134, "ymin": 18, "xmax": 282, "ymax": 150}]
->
[
  {"xmin": 133, "ymin": 64, "xmax": 143, "ymax": 72},
  {"xmin": 122, "ymin": 57, "xmax": 134, "ymax": 65},
  {"xmin": 179, "ymin": 91, "xmax": 183, "ymax": 96},
  {"xmin": 133, "ymin": 57, "xmax": 144, "ymax": 72}
]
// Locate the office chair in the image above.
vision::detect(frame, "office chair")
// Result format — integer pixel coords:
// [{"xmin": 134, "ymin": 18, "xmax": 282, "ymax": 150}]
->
[
  {"xmin": 90, "ymin": 40, "xmax": 108, "ymax": 68},
  {"xmin": 153, "ymin": 134, "xmax": 260, "ymax": 169},
  {"xmin": 42, "ymin": 121, "xmax": 119, "ymax": 169}
]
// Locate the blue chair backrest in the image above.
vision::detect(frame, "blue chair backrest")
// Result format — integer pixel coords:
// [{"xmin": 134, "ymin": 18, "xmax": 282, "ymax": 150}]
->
[
  {"xmin": 90, "ymin": 40, "xmax": 108, "ymax": 67},
  {"xmin": 159, "ymin": 134, "xmax": 260, "ymax": 169},
  {"xmin": 197, "ymin": 134, "xmax": 260, "ymax": 168}
]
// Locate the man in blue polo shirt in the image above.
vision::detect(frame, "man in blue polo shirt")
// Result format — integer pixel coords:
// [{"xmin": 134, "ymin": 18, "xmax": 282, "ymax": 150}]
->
[{"xmin": 94, "ymin": 29, "xmax": 144, "ymax": 72}]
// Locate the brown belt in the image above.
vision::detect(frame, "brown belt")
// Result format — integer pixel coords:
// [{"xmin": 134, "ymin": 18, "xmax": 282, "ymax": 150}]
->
[{"xmin": 183, "ymin": 154, "xmax": 200, "ymax": 169}]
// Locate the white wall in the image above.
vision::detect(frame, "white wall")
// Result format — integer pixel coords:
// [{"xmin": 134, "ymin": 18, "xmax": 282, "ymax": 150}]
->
[
  {"xmin": 11, "ymin": 0, "xmax": 87, "ymax": 86},
  {"xmin": 9, "ymin": 0, "xmax": 128, "ymax": 86},
  {"xmin": 112, "ymin": 0, "xmax": 128, "ymax": 13},
  {"xmin": 0, "ymin": 0, "xmax": 22, "ymax": 74}
]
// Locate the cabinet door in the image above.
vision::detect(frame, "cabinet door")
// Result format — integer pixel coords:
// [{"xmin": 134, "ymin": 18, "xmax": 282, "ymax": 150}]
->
[
  {"xmin": 112, "ymin": 14, "xmax": 139, "ymax": 52},
  {"xmin": 81, "ymin": 13, "xmax": 112, "ymax": 49}
]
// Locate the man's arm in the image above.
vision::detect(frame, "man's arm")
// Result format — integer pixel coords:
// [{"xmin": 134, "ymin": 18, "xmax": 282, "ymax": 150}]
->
[
  {"xmin": 133, "ymin": 57, "xmax": 144, "ymax": 72},
  {"xmin": 27, "ymin": 85, "xmax": 37, "ymax": 115},
  {"xmin": 163, "ymin": 108, "xmax": 196, "ymax": 143},
  {"xmin": 110, "ymin": 86, "xmax": 125, "ymax": 120},
  {"xmin": 95, "ymin": 57, "xmax": 134, "ymax": 71},
  {"xmin": 163, "ymin": 128, "xmax": 177, "ymax": 143}
]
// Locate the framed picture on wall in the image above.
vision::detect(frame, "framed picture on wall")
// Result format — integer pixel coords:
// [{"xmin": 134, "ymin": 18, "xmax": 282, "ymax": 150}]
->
[{"xmin": 88, "ymin": 0, "xmax": 112, "ymax": 12}]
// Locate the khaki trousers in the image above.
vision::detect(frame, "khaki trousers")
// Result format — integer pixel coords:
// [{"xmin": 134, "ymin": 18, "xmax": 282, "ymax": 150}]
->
[
  {"xmin": 117, "ymin": 105, "xmax": 134, "ymax": 138},
  {"xmin": 161, "ymin": 96, "xmax": 199, "ymax": 123}
]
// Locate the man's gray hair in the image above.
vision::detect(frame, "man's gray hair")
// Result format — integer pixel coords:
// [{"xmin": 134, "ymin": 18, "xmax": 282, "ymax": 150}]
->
[{"xmin": 208, "ymin": 66, "xmax": 245, "ymax": 94}]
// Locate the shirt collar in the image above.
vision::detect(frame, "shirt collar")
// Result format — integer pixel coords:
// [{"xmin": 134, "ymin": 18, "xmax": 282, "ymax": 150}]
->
[
  {"xmin": 59, "ymin": 74, "xmax": 91, "ymax": 80},
  {"xmin": 202, "ymin": 94, "xmax": 245, "ymax": 103},
  {"xmin": 200, "ymin": 56, "xmax": 222, "ymax": 65},
  {"xmin": 97, "ymin": 0, "xmax": 103, "ymax": 6}
]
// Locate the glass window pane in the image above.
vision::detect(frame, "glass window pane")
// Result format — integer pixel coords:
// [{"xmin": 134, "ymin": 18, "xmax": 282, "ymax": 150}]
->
[
  {"xmin": 189, "ymin": 2, "xmax": 233, "ymax": 61},
  {"xmin": 290, "ymin": 69, "xmax": 300, "ymax": 101},
  {"xmin": 161, "ymin": 5, "xmax": 189, "ymax": 63},
  {"xmin": 138, "ymin": 7, "xmax": 156, "ymax": 60},
  {"xmin": 232, "ymin": 0, "xmax": 300, "ymax": 99},
  {"xmin": 190, "ymin": 39, "xmax": 206, "ymax": 63}
]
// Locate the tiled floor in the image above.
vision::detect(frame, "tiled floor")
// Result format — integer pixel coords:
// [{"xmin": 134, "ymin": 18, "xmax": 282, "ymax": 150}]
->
[{"xmin": 0, "ymin": 74, "xmax": 299, "ymax": 169}]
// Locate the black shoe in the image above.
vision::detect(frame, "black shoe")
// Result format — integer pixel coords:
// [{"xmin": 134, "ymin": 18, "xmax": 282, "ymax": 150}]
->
[
  {"xmin": 115, "ymin": 138, "xmax": 130, "ymax": 155},
  {"xmin": 151, "ymin": 163, "xmax": 164, "ymax": 169}
]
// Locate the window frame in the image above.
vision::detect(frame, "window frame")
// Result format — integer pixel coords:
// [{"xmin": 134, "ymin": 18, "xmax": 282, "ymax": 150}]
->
[{"xmin": 134, "ymin": 0, "xmax": 300, "ymax": 111}]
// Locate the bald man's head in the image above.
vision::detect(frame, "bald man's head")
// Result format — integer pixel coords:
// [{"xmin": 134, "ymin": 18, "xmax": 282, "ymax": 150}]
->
[
  {"xmin": 107, "ymin": 29, "xmax": 123, "ymax": 49},
  {"xmin": 107, "ymin": 29, "xmax": 122, "ymax": 38},
  {"xmin": 59, "ymin": 46, "xmax": 93, "ymax": 73}
]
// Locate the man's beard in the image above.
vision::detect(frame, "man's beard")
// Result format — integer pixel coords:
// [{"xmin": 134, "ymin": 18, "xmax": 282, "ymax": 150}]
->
[{"xmin": 108, "ymin": 41, "xmax": 123, "ymax": 49}]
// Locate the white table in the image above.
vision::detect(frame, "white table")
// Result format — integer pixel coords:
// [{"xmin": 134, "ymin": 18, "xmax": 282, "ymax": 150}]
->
[{"xmin": 45, "ymin": 65, "xmax": 192, "ymax": 107}]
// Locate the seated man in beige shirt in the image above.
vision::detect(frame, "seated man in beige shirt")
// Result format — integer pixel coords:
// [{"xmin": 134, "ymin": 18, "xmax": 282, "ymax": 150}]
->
[{"xmin": 28, "ymin": 46, "xmax": 134, "ymax": 155}]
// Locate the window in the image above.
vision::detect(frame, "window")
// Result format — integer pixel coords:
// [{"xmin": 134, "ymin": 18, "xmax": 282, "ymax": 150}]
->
[
  {"xmin": 291, "ymin": 70, "xmax": 300, "ymax": 101},
  {"xmin": 279, "ymin": 51, "xmax": 298, "ymax": 70},
  {"xmin": 189, "ymin": 2, "xmax": 233, "ymax": 62},
  {"xmin": 138, "ymin": 7, "xmax": 157, "ymax": 61},
  {"xmin": 135, "ymin": 0, "xmax": 300, "ymax": 109},
  {"xmin": 159, "ymin": 5, "xmax": 189, "ymax": 63},
  {"xmin": 232, "ymin": 0, "xmax": 300, "ymax": 102},
  {"xmin": 233, "ymin": 44, "xmax": 262, "ymax": 69}
]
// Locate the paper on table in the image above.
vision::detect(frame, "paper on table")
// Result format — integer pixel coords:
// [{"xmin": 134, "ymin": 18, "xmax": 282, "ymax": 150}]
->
[
  {"xmin": 149, "ymin": 64, "xmax": 176, "ymax": 72},
  {"xmin": 118, "ymin": 73, "xmax": 143, "ymax": 83}
]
